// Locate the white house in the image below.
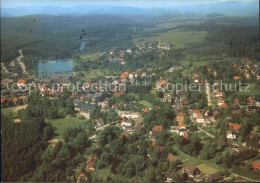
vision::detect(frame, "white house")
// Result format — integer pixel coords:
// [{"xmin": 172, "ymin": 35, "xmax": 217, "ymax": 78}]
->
[
  {"xmin": 196, "ymin": 113, "xmax": 205, "ymax": 123},
  {"xmin": 215, "ymin": 92, "xmax": 223, "ymax": 97},
  {"xmin": 218, "ymin": 97, "xmax": 225, "ymax": 106},
  {"xmin": 121, "ymin": 119, "xmax": 132, "ymax": 127},
  {"xmin": 227, "ymin": 131, "xmax": 236, "ymax": 139},
  {"xmin": 193, "ymin": 110, "xmax": 200, "ymax": 118},
  {"xmin": 128, "ymin": 73, "xmax": 134, "ymax": 80},
  {"xmin": 126, "ymin": 49, "xmax": 132, "ymax": 54},
  {"xmin": 170, "ymin": 126, "xmax": 179, "ymax": 133},
  {"xmin": 118, "ymin": 111, "xmax": 140, "ymax": 119}
]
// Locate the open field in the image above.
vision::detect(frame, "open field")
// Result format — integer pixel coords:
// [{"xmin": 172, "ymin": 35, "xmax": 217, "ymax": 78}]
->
[
  {"xmin": 197, "ymin": 164, "xmax": 219, "ymax": 175},
  {"xmin": 80, "ymin": 52, "xmax": 105, "ymax": 60},
  {"xmin": 1, "ymin": 105, "xmax": 27, "ymax": 118},
  {"xmin": 46, "ymin": 115, "xmax": 87, "ymax": 139},
  {"xmin": 139, "ymin": 100, "xmax": 153, "ymax": 108},
  {"xmin": 236, "ymin": 84, "xmax": 259, "ymax": 97},
  {"xmin": 143, "ymin": 31, "xmax": 208, "ymax": 48}
]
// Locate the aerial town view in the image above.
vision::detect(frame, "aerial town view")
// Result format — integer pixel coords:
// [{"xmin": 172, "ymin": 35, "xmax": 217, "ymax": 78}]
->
[{"xmin": 1, "ymin": 0, "xmax": 260, "ymax": 182}]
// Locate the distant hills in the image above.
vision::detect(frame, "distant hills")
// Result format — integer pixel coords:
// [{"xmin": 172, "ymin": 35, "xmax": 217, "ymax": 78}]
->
[{"xmin": 1, "ymin": 1, "xmax": 259, "ymax": 17}]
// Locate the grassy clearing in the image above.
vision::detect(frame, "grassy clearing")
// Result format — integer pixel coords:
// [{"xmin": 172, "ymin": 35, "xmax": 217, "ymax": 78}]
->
[
  {"xmin": 197, "ymin": 164, "xmax": 219, "ymax": 175},
  {"xmin": 143, "ymin": 31, "xmax": 208, "ymax": 48},
  {"xmin": 80, "ymin": 52, "xmax": 105, "ymax": 60},
  {"xmin": 1, "ymin": 105, "xmax": 27, "ymax": 118},
  {"xmin": 236, "ymin": 84, "xmax": 259, "ymax": 97},
  {"xmin": 82, "ymin": 68, "xmax": 109, "ymax": 79},
  {"xmin": 173, "ymin": 145, "xmax": 224, "ymax": 172},
  {"xmin": 139, "ymin": 100, "xmax": 153, "ymax": 108},
  {"xmin": 46, "ymin": 115, "xmax": 87, "ymax": 139}
]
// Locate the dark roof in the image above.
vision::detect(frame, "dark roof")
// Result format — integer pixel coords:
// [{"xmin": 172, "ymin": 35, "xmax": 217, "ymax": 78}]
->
[
  {"xmin": 166, "ymin": 172, "xmax": 176, "ymax": 179},
  {"xmin": 184, "ymin": 164, "xmax": 199, "ymax": 173},
  {"xmin": 168, "ymin": 153, "xmax": 178, "ymax": 162},
  {"xmin": 231, "ymin": 110, "xmax": 242, "ymax": 115},
  {"xmin": 208, "ymin": 173, "xmax": 222, "ymax": 181}
]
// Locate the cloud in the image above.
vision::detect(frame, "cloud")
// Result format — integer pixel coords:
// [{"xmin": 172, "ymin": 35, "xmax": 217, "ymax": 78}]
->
[{"xmin": 2, "ymin": 0, "xmax": 258, "ymax": 8}]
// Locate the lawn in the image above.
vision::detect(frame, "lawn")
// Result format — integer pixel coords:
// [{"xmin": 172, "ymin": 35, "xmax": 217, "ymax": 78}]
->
[
  {"xmin": 236, "ymin": 84, "xmax": 259, "ymax": 97},
  {"xmin": 46, "ymin": 115, "xmax": 87, "ymax": 139},
  {"xmin": 139, "ymin": 100, "xmax": 153, "ymax": 108},
  {"xmin": 80, "ymin": 52, "xmax": 105, "ymax": 61},
  {"xmin": 81, "ymin": 68, "xmax": 109, "ymax": 79},
  {"xmin": 197, "ymin": 164, "xmax": 219, "ymax": 175},
  {"xmin": 143, "ymin": 31, "xmax": 208, "ymax": 48},
  {"xmin": 1, "ymin": 105, "xmax": 27, "ymax": 118}
]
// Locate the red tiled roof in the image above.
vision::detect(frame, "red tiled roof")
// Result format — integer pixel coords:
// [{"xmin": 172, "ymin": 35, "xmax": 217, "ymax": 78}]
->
[
  {"xmin": 152, "ymin": 125, "xmax": 162, "ymax": 131},
  {"xmin": 183, "ymin": 134, "xmax": 189, "ymax": 139},
  {"xmin": 220, "ymin": 103, "xmax": 228, "ymax": 108},
  {"xmin": 252, "ymin": 161, "xmax": 260, "ymax": 169},
  {"xmin": 120, "ymin": 132, "xmax": 130, "ymax": 137},
  {"xmin": 120, "ymin": 71, "xmax": 129, "ymax": 79},
  {"xmin": 194, "ymin": 74, "xmax": 199, "ymax": 78},
  {"xmin": 17, "ymin": 79, "xmax": 27, "ymax": 84},
  {"xmin": 218, "ymin": 97, "xmax": 224, "ymax": 102},
  {"xmin": 216, "ymin": 91, "xmax": 223, "ymax": 95},
  {"xmin": 197, "ymin": 113, "xmax": 204, "ymax": 119},
  {"xmin": 178, "ymin": 122, "xmax": 187, "ymax": 128},
  {"xmin": 227, "ymin": 130, "xmax": 232, "ymax": 134},
  {"xmin": 193, "ymin": 110, "xmax": 200, "ymax": 114},
  {"xmin": 233, "ymin": 124, "xmax": 242, "ymax": 130},
  {"xmin": 234, "ymin": 76, "xmax": 241, "ymax": 80}
]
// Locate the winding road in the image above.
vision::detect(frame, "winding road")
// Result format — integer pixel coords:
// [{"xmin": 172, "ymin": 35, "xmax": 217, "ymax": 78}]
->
[
  {"xmin": 205, "ymin": 81, "xmax": 212, "ymax": 106},
  {"xmin": 16, "ymin": 49, "xmax": 28, "ymax": 76}
]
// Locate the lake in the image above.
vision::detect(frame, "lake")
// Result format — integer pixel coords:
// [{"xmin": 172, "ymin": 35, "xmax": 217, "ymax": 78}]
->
[{"xmin": 38, "ymin": 60, "xmax": 74, "ymax": 78}]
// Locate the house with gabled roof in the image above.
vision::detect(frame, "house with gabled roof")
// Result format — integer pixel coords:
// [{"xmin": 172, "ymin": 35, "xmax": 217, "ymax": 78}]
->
[
  {"xmin": 227, "ymin": 130, "xmax": 236, "ymax": 139},
  {"xmin": 217, "ymin": 97, "xmax": 225, "ymax": 106},
  {"xmin": 182, "ymin": 164, "xmax": 201, "ymax": 178},
  {"xmin": 192, "ymin": 110, "xmax": 200, "ymax": 118},
  {"xmin": 252, "ymin": 161, "xmax": 260, "ymax": 170},
  {"xmin": 150, "ymin": 125, "xmax": 163, "ymax": 138},
  {"xmin": 167, "ymin": 153, "xmax": 180, "ymax": 164},
  {"xmin": 196, "ymin": 113, "xmax": 205, "ymax": 123},
  {"xmin": 86, "ymin": 154, "xmax": 97, "ymax": 171}
]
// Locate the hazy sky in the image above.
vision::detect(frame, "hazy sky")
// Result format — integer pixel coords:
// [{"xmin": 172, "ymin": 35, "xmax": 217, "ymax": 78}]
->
[{"xmin": 2, "ymin": 0, "xmax": 258, "ymax": 8}]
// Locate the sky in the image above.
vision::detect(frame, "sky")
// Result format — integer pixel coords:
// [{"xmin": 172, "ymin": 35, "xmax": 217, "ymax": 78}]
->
[{"xmin": 1, "ymin": 0, "xmax": 258, "ymax": 8}]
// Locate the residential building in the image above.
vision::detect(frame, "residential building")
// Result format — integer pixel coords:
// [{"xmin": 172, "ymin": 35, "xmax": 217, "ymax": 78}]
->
[
  {"xmin": 227, "ymin": 130, "xmax": 236, "ymax": 139},
  {"xmin": 193, "ymin": 110, "xmax": 200, "ymax": 118},
  {"xmin": 167, "ymin": 153, "xmax": 180, "ymax": 164},
  {"xmin": 182, "ymin": 164, "xmax": 201, "ymax": 178},
  {"xmin": 86, "ymin": 154, "xmax": 97, "ymax": 171},
  {"xmin": 170, "ymin": 126, "xmax": 179, "ymax": 133},
  {"xmin": 196, "ymin": 113, "xmax": 205, "ymax": 123},
  {"xmin": 208, "ymin": 173, "xmax": 222, "ymax": 182},
  {"xmin": 252, "ymin": 161, "xmax": 260, "ymax": 170},
  {"xmin": 247, "ymin": 106, "xmax": 260, "ymax": 114}
]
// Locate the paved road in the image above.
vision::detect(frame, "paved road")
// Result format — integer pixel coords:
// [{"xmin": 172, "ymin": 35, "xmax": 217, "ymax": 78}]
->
[
  {"xmin": 205, "ymin": 82, "xmax": 212, "ymax": 106},
  {"xmin": 95, "ymin": 124, "xmax": 110, "ymax": 131},
  {"xmin": 232, "ymin": 173, "xmax": 258, "ymax": 182},
  {"xmin": 198, "ymin": 127, "xmax": 215, "ymax": 139},
  {"xmin": 16, "ymin": 49, "xmax": 28, "ymax": 76}
]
